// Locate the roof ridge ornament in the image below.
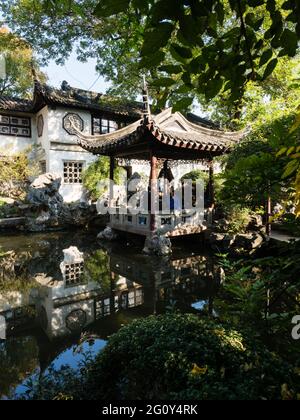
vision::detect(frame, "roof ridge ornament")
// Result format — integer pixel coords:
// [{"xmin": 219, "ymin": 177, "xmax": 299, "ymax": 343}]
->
[{"xmin": 142, "ymin": 75, "xmax": 151, "ymax": 124}]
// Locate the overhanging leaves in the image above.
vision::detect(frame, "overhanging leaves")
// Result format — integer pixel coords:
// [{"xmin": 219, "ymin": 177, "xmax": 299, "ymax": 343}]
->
[
  {"xmin": 141, "ymin": 22, "xmax": 174, "ymax": 56},
  {"xmin": 94, "ymin": 0, "xmax": 130, "ymax": 17}
]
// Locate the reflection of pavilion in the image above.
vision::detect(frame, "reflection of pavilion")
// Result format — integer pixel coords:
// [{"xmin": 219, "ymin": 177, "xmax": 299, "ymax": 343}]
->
[
  {"xmin": 110, "ymin": 249, "xmax": 221, "ymax": 314},
  {"xmin": 0, "ymin": 242, "xmax": 223, "ymax": 391},
  {"xmin": 0, "ymin": 245, "xmax": 222, "ymax": 340},
  {"xmin": 75, "ymin": 97, "xmax": 243, "ymax": 253}
]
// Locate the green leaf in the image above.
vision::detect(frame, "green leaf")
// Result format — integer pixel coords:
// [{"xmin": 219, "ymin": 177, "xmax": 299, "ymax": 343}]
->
[
  {"xmin": 170, "ymin": 44, "xmax": 193, "ymax": 62},
  {"xmin": 94, "ymin": 0, "xmax": 130, "ymax": 17},
  {"xmin": 262, "ymin": 58, "xmax": 278, "ymax": 80},
  {"xmin": 179, "ymin": 15, "xmax": 199, "ymax": 45},
  {"xmin": 151, "ymin": 77, "xmax": 176, "ymax": 88},
  {"xmin": 205, "ymin": 76, "xmax": 224, "ymax": 100},
  {"xmin": 259, "ymin": 49, "xmax": 273, "ymax": 66},
  {"xmin": 287, "ymin": 146, "xmax": 295, "ymax": 156},
  {"xmin": 172, "ymin": 97, "xmax": 193, "ymax": 112},
  {"xmin": 280, "ymin": 29, "xmax": 298, "ymax": 57},
  {"xmin": 248, "ymin": 0, "xmax": 265, "ymax": 6},
  {"xmin": 215, "ymin": 2, "xmax": 225, "ymax": 24},
  {"xmin": 141, "ymin": 22, "xmax": 174, "ymax": 56},
  {"xmin": 282, "ymin": 159, "xmax": 299, "ymax": 179},
  {"xmin": 159, "ymin": 65, "xmax": 182, "ymax": 74},
  {"xmin": 290, "ymin": 112, "xmax": 300, "ymax": 133},
  {"xmin": 276, "ymin": 147, "xmax": 288, "ymax": 157},
  {"xmin": 139, "ymin": 51, "xmax": 165, "ymax": 69}
]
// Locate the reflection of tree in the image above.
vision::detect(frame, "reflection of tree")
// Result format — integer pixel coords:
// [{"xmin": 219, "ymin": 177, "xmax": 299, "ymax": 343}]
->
[
  {"xmin": 83, "ymin": 250, "xmax": 114, "ymax": 294},
  {"xmin": 0, "ymin": 336, "xmax": 39, "ymax": 398},
  {"xmin": 0, "ymin": 251, "xmax": 38, "ymax": 305}
]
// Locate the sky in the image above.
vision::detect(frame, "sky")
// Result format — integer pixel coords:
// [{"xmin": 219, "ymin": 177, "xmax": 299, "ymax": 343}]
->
[{"xmin": 45, "ymin": 51, "xmax": 111, "ymax": 93}]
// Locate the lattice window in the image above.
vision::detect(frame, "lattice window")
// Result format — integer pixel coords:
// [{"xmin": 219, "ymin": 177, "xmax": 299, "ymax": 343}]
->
[
  {"xmin": 0, "ymin": 114, "xmax": 31, "ymax": 137},
  {"xmin": 64, "ymin": 262, "xmax": 84, "ymax": 287},
  {"xmin": 92, "ymin": 117, "xmax": 119, "ymax": 134},
  {"xmin": 63, "ymin": 161, "xmax": 84, "ymax": 184}
]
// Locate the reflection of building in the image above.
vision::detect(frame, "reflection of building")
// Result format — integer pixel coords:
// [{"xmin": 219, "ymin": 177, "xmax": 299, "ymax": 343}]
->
[{"xmin": 35, "ymin": 246, "xmax": 145, "ymax": 339}]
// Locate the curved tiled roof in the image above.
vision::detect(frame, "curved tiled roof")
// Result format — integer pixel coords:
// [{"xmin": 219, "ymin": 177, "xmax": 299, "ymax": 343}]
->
[
  {"xmin": 73, "ymin": 108, "xmax": 244, "ymax": 157},
  {"xmin": 0, "ymin": 96, "xmax": 33, "ymax": 112},
  {"xmin": 33, "ymin": 81, "xmax": 144, "ymax": 118}
]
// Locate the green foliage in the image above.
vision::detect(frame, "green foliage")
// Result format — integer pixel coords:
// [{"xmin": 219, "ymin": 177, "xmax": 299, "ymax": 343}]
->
[
  {"xmin": 3, "ymin": 1, "xmax": 300, "ymax": 109},
  {"xmin": 0, "ymin": 27, "xmax": 46, "ymax": 97},
  {"xmin": 181, "ymin": 169, "xmax": 209, "ymax": 185},
  {"xmin": 273, "ymin": 211, "xmax": 300, "ymax": 235},
  {"xmin": 223, "ymin": 204, "xmax": 252, "ymax": 234},
  {"xmin": 220, "ymin": 112, "xmax": 297, "ymax": 208},
  {"xmin": 82, "ymin": 157, "xmax": 125, "ymax": 201},
  {"xmin": 83, "ymin": 249, "xmax": 112, "ymax": 292},
  {"xmin": 215, "ymin": 241, "xmax": 300, "ymax": 362},
  {"xmin": 0, "ymin": 150, "xmax": 38, "ymax": 200},
  {"xmin": 92, "ymin": 0, "xmax": 300, "ymax": 107},
  {"xmin": 20, "ymin": 314, "xmax": 299, "ymax": 400}
]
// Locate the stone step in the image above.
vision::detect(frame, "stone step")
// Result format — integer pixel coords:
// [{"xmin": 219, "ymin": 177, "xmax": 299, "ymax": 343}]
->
[{"xmin": 0, "ymin": 217, "xmax": 26, "ymax": 228}]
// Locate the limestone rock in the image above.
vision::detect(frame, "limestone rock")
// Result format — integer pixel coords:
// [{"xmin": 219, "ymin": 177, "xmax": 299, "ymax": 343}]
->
[
  {"xmin": 247, "ymin": 214, "xmax": 264, "ymax": 231},
  {"xmin": 234, "ymin": 233, "xmax": 264, "ymax": 251},
  {"xmin": 62, "ymin": 246, "xmax": 84, "ymax": 264},
  {"xmin": 27, "ymin": 173, "xmax": 63, "ymax": 214},
  {"xmin": 143, "ymin": 235, "xmax": 172, "ymax": 256},
  {"xmin": 97, "ymin": 227, "xmax": 118, "ymax": 241},
  {"xmin": 209, "ymin": 232, "xmax": 235, "ymax": 252}
]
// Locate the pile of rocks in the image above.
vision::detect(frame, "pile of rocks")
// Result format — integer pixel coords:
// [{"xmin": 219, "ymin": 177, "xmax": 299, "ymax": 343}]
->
[
  {"xmin": 1, "ymin": 173, "xmax": 100, "ymax": 232},
  {"xmin": 208, "ymin": 231, "xmax": 266, "ymax": 256}
]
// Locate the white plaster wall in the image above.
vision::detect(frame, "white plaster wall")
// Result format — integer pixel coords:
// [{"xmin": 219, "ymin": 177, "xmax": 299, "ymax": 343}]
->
[
  {"xmin": 47, "ymin": 106, "xmax": 92, "ymax": 143},
  {"xmin": 46, "ymin": 106, "xmax": 97, "ymax": 202},
  {"xmin": 49, "ymin": 149, "xmax": 97, "ymax": 202},
  {"xmin": 36, "ymin": 106, "xmax": 49, "ymax": 168},
  {"xmin": 0, "ymin": 112, "xmax": 37, "ymax": 155}
]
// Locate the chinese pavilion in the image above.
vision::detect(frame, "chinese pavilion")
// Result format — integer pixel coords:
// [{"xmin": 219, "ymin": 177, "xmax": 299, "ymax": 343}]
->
[{"xmin": 74, "ymin": 87, "xmax": 243, "ymax": 255}]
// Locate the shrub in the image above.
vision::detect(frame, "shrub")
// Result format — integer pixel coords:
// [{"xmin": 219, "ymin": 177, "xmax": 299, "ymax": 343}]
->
[
  {"xmin": 181, "ymin": 170, "xmax": 209, "ymax": 185},
  {"xmin": 223, "ymin": 204, "xmax": 252, "ymax": 234},
  {"xmin": 21, "ymin": 314, "xmax": 299, "ymax": 400},
  {"xmin": 82, "ymin": 157, "xmax": 126, "ymax": 201}
]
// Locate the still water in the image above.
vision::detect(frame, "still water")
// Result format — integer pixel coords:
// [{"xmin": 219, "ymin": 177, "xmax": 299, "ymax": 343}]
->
[{"xmin": 0, "ymin": 230, "xmax": 222, "ymax": 398}]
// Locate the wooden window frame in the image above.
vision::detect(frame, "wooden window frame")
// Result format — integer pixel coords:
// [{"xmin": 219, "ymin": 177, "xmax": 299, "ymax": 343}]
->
[
  {"xmin": 91, "ymin": 115, "xmax": 120, "ymax": 135},
  {"xmin": 0, "ymin": 113, "xmax": 31, "ymax": 138}
]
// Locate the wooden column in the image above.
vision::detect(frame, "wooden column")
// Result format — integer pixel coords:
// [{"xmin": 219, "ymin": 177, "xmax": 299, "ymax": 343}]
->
[
  {"xmin": 110, "ymin": 271, "xmax": 116, "ymax": 315},
  {"xmin": 208, "ymin": 160, "xmax": 215, "ymax": 207},
  {"xmin": 110, "ymin": 156, "xmax": 115, "ymax": 207},
  {"xmin": 150, "ymin": 152, "xmax": 158, "ymax": 232},
  {"xmin": 124, "ymin": 165, "xmax": 133, "ymax": 180},
  {"xmin": 266, "ymin": 194, "xmax": 272, "ymax": 236}
]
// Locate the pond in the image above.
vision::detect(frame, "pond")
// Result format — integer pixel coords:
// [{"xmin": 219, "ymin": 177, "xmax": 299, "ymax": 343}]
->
[{"xmin": 0, "ymin": 230, "xmax": 222, "ymax": 399}]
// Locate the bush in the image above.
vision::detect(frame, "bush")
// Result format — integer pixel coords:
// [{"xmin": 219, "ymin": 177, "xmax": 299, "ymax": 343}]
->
[
  {"xmin": 21, "ymin": 314, "xmax": 299, "ymax": 400},
  {"xmin": 82, "ymin": 157, "xmax": 125, "ymax": 201},
  {"xmin": 181, "ymin": 170, "xmax": 209, "ymax": 185},
  {"xmin": 223, "ymin": 204, "xmax": 252, "ymax": 234}
]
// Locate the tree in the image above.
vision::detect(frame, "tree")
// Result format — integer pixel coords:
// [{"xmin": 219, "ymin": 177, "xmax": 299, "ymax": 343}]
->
[
  {"xmin": 0, "ymin": 27, "xmax": 47, "ymax": 97},
  {"xmin": 218, "ymin": 56, "xmax": 300, "ymax": 210},
  {"xmin": 82, "ymin": 157, "xmax": 125, "ymax": 201},
  {"xmin": 3, "ymin": 1, "xmax": 299, "ymax": 109},
  {"xmin": 0, "ymin": 0, "xmax": 148, "ymax": 100}
]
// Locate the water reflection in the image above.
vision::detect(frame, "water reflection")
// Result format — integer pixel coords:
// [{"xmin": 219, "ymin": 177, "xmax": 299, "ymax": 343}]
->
[{"xmin": 0, "ymin": 231, "xmax": 222, "ymax": 397}]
